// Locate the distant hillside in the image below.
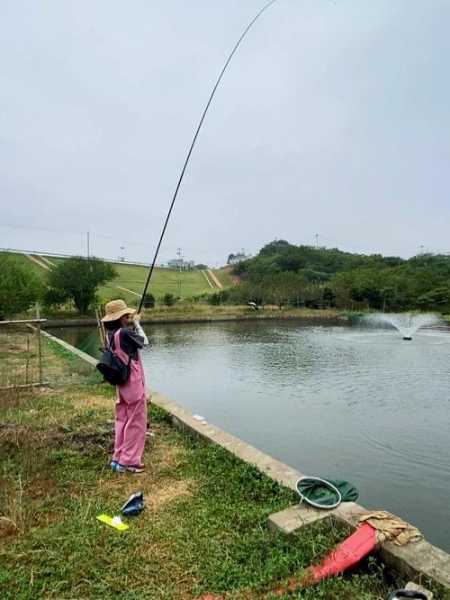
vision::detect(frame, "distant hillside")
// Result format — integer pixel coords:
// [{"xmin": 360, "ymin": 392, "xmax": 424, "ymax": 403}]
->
[
  {"xmin": 0, "ymin": 250, "xmax": 229, "ymax": 305},
  {"xmin": 233, "ymin": 240, "xmax": 406, "ymax": 280},
  {"xmin": 229, "ymin": 240, "xmax": 450, "ymax": 312}
]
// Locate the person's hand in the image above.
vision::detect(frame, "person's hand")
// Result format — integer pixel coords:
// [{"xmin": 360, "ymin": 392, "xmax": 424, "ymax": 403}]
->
[
  {"xmin": 134, "ymin": 315, "xmax": 149, "ymax": 346},
  {"xmin": 134, "ymin": 313, "xmax": 142, "ymax": 324}
]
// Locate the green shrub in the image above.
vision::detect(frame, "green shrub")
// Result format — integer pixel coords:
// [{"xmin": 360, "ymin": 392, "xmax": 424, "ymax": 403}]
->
[
  {"xmin": 142, "ymin": 293, "xmax": 156, "ymax": 309},
  {"xmin": 0, "ymin": 254, "xmax": 44, "ymax": 319},
  {"xmin": 208, "ymin": 290, "xmax": 231, "ymax": 306},
  {"xmin": 163, "ymin": 293, "xmax": 177, "ymax": 307}
]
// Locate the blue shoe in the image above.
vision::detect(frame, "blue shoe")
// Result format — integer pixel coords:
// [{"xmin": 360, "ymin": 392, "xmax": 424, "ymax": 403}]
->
[{"xmin": 111, "ymin": 461, "xmax": 125, "ymax": 473}]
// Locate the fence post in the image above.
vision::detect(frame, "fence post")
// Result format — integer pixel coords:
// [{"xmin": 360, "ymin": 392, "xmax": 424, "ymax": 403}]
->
[
  {"xmin": 25, "ymin": 334, "xmax": 30, "ymax": 385},
  {"xmin": 36, "ymin": 303, "xmax": 43, "ymax": 385}
]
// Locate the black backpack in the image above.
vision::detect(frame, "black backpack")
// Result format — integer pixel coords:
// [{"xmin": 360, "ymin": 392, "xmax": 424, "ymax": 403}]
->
[{"xmin": 96, "ymin": 332, "xmax": 131, "ymax": 386}]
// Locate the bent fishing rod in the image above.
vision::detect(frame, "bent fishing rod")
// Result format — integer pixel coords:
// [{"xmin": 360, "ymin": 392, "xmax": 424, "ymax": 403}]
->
[{"xmin": 138, "ymin": 0, "xmax": 280, "ymax": 312}]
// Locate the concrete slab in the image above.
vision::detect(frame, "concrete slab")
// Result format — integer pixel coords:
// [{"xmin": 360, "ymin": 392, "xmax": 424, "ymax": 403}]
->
[
  {"xmin": 379, "ymin": 539, "xmax": 450, "ymax": 591},
  {"xmin": 267, "ymin": 503, "xmax": 450, "ymax": 593},
  {"xmin": 267, "ymin": 501, "xmax": 367, "ymax": 535},
  {"xmin": 268, "ymin": 504, "xmax": 332, "ymax": 535},
  {"xmin": 332, "ymin": 501, "xmax": 369, "ymax": 528},
  {"xmin": 405, "ymin": 581, "xmax": 433, "ymax": 599}
]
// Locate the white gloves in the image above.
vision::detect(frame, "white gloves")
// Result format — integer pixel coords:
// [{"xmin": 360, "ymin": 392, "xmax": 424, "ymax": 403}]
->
[{"xmin": 134, "ymin": 319, "xmax": 149, "ymax": 346}]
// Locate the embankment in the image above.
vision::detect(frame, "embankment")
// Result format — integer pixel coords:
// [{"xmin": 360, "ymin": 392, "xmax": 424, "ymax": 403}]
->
[
  {"xmin": 42, "ymin": 307, "xmax": 346, "ymax": 328},
  {"xmin": 39, "ymin": 328, "xmax": 450, "ymax": 596}
]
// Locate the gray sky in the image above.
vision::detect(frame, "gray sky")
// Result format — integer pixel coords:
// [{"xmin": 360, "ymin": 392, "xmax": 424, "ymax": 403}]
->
[{"xmin": 1, "ymin": 0, "xmax": 449, "ymax": 266}]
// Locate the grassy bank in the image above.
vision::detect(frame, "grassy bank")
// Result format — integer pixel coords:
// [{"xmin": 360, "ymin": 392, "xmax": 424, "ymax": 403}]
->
[
  {"xmin": 98, "ymin": 263, "xmax": 217, "ymax": 302},
  {"xmin": 42, "ymin": 306, "xmax": 344, "ymax": 326},
  {"xmin": 1, "ymin": 251, "xmax": 224, "ymax": 303},
  {"xmin": 6, "ymin": 335, "xmax": 428, "ymax": 599},
  {"xmin": 0, "ymin": 385, "xmax": 393, "ymax": 600},
  {"xmin": 139, "ymin": 305, "xmax": 343, "ymax": 323}
]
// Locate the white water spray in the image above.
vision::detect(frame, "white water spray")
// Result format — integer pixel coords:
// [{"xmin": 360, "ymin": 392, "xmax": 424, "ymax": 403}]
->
[{"xmin": 363, "ymin": 313, "xmax": 441, "ymax": 340}]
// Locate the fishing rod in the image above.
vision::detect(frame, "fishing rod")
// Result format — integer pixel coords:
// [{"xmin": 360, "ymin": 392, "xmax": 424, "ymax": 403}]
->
[{"xmin": 138, "ymin": 0, "xmax": 280, "ymax": 312}]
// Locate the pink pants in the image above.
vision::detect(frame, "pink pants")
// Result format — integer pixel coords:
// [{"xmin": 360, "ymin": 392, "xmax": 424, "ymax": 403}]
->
[
  {"xmin": 113, "ymin": 389, "xmax": 147, "ymax": 467},
  {"xmin": 112, "ymin": 330, "xmax": 147, "ymax": 467}
]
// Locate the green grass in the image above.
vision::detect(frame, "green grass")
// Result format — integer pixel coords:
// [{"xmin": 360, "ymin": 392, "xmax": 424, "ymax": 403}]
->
[
  {"xmin": 99, "ymin": 262, "xmax": 215, "ymax": 304},
  {"xmin": 41, "ymin": 336, "xmax": 102, "ymax": 385},
  {"xmin": 1, "ymin": 251, "xmax": 228, "ymax": 303},
  {"xmin": 1, "ymin": 341, "xmax": 444, "ymax": 599},
  {"xmin": 0, "ymin": 385, "xmax": 394, "ymax": 600},
  {"xmin": 1, "ymin": 252, "xmax": 49, "ymax": 282}
]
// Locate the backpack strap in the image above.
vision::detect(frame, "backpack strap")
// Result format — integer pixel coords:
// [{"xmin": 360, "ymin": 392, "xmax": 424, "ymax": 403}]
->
[
  {"xmin": 107, "ymin": 331, "xmax": 114, "ymax": 350},
  {"xmin": 114, "ymin": 329, "xmax": 132, "ymax": 366}
]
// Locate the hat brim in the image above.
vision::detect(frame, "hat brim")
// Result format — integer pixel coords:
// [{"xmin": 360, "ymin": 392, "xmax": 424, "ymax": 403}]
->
[{"xmin": 101, "ymin": 307, "xmax": 136, "ymax": 323}]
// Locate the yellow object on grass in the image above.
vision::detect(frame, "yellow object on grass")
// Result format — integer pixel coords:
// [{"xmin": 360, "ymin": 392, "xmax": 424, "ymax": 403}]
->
[{"xmin": 96, "ymin": 514, "xmax": 129, "ymax": 531}]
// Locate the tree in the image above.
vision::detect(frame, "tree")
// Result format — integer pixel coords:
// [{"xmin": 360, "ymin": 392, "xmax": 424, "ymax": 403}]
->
[
  {"xmin": 45, "ymin": 257, "xmax": 116, "ymax": 314},
  {"xmin": 264, "ymin": 272, "xmax": 297, "ymax": 309},
  {"xmin": 208, "ymin": 290, "xmax": 231, "ymax": 306},
  {"xmin": 259, "ymin": 240, "xmax": 292, "ymax": 256},
  {"xmin": 417, "ymin": 287, "xmax": 450, "ymax": 310},
  {"xmin": 0, "ymin": 254, "xmax": 44, "ymax": 319},
  {"xmin": 162, "ymin": 293, "xmax": 176, "ymax": 307},
  {"xmin": 232, "ymin": 239, "xmax": 450, "ymax": 312},
  {"xmin": 322, "ymin": 287, "xmax": 336, "ymax": 308},
  {"xmin": 142, "ymin": 293, "xmax": 156, "ymax": 309}
]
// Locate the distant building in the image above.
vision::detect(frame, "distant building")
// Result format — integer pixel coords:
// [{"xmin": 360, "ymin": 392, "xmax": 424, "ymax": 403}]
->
[
  {"xmin": 227, "ymin": 252, "xmax": 250, "ymax": 265},
  {"xmin": 167, "ymin": 258, "xmax": 195, "ymax": 270}
]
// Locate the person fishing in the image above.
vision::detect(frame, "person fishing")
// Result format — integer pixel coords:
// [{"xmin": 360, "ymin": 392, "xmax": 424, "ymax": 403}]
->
[
  {"xmin": 101, "ymin": 299, "xmax": 149, "ymax": 473},
  {"xmin": 98, "ymin": 5, "xmax": 281, "ymax": 474}
]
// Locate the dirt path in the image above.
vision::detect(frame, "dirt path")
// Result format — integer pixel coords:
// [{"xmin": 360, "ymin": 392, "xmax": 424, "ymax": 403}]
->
[
  {"xmin": 25, "ymin": 254, "xmax": 50, "ymax": 271},
  {"xmin": 201, "ymin": 270, "xmax": 214, "ymax": 289},
  {"xmin": 38, "ymin": 255, "xmax": 55, "ymax": 267},
  {"xmin": 116, "ymin": 285, "xmax": 141, "ymax": 297},
  {"xmin": 207, "ymin": 269, "xmax": 223, "ymax": 289}
]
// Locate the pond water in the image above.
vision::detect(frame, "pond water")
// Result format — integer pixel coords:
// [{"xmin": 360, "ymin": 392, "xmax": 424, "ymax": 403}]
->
[{"xmin": 50, "ymin": 320, "xmax": 450, "ymax": 551}]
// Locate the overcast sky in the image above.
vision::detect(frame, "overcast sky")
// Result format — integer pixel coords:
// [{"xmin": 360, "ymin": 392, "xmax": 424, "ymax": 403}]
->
[{"xmin": 1, "ymin": 0, "xmax": 449, "ymax": 265}]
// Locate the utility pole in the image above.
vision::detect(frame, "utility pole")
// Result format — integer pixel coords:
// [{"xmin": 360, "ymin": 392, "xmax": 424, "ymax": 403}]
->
[
  {"xmin": 87, "ymin": 231, "xmax": 90, "ymax": 258},
  {"xmin": 315, "ymin": 233, "xmax": 319, "ymax": 249},
  {"xmin": 177, "ymin": 247, "xmax": 182, "ymax": 297}
]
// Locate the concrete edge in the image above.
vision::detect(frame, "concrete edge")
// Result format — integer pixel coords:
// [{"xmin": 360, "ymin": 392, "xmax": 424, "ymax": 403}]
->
[
  {"xmin": 405, "ymin": 582, "xmax": 433, "ymax": 599},
  {"xmin": 152, "ymin": 392, "xmax": 450, "ymax": 591},
  {"xmin": 40, "ymin": 329, "xmax": 98, "ymax": 367},
  {"xmin": 39, "ymin": 331, "xmax": 450, "ymax": 593},
  {"xmin": 151, "ymin": 392, "xmax": 305, "ymax": 491}
]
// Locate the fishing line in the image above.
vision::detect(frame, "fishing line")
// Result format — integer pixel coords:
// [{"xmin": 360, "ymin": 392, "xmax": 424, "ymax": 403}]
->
[{"xmin": 138, "ymin": 0, "xmax": 280, "ymax": 311}]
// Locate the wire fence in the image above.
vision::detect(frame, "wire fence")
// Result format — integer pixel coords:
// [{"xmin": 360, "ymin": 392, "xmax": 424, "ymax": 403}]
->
[
  {"xmin": 0, "ymin": 320, "xmax": 44, "ymax": 389},
  {"xmin": 40, "ymin": 332, "xmax": 100, "ymax": 386},
  {"xmin": 0, "ymin": 319, "xmax": 100, "ymax": 389}
]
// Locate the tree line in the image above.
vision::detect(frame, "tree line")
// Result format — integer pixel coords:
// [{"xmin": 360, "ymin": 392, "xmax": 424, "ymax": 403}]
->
[
  {"xmin": 0, "ymin": 254, "xmax": 180, "ymax": 319},
  {"xmin": 211, "ymin": 240, "xmax": 450, "ymax": 312},
  {"xmin": 2, "ymin": 241, "xmax": 450, "ymax": 319}
]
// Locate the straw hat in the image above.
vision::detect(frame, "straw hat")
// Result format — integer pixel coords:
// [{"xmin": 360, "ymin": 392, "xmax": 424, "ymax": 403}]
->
[{"xmin": 101, "ymin": 299, "xmax": 136, "ymax": 323}]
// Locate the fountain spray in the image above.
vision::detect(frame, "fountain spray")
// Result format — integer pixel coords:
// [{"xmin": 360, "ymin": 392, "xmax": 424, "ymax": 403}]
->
[{"xmin": 364, "ymin": 313, "xmax": 441, "ymax": 340}]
